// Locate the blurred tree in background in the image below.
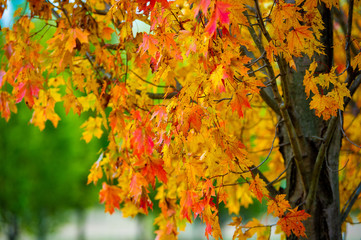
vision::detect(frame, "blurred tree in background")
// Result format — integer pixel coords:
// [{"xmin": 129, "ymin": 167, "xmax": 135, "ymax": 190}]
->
[
  {"xmin": 0, "ymin": 105, "xmax": 99, "ymax": 239},
  {"xmin": 0, "ymin": 104, "xmax": 100, "ymax": 240},
  {"xmin": 0, "ymin": 2, "xmax": 102, "ymax": 240}
]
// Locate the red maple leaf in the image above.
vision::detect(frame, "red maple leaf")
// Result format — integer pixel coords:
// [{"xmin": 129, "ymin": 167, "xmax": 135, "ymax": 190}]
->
[
  {"xmin": 15, "ymin": 81, "xmax": 40, "ymax": 108},
  {"xmin": 131, "ymin": 128, "xmax": 155, "ymax": 157},
  {"xmin": 136, "ymin": 0, "xmax": 170, "ymax": 15},
  {"xmin": 141, "ymin": 159, "xmax": 168, "ymax": 187},
  {"xmin": 205, "ymin": 2, "xmax": 231, "ymax": 36}
]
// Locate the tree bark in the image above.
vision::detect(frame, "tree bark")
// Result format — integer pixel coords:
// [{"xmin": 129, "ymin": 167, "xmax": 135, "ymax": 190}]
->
[{"xmin": 276, "ymin": 3, "xmax": 342, "ymax": 239}]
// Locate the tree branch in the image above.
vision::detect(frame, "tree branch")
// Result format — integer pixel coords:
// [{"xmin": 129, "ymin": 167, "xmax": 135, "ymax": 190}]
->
[
  {"xmin": 340, "ymin": 181, "xmax": 361, "ymax": 224},
  {"xmin": 135, "ymin": 89, "xmax": 179, "ymax": 99},
  {"xmin": 305, "ymin": 115, "xmax": 339, "ymax": 210},
  {"xmin": 345, "ymin": 0, "xmax": 354, "ymax": 73},
  {"xmin": 244, "ymin": 12, "xmax": 281, "ymax": 116}
]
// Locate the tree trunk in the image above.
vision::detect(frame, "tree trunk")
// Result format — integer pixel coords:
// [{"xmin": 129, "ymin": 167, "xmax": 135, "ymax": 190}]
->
[
  {"xmin": 76, "ymin": 209, "xmax": 86, "ymax": 240},
  {"xmin": 277, "ymin": 4, "xmax": 343, "ymax": 239},
  {"xmin": 37, "ymin": 209, "xmax": 47, "ymax": 240},
  {"xmin": 6, "ymin": 213, "xmax": 19, "ymax": 240}
]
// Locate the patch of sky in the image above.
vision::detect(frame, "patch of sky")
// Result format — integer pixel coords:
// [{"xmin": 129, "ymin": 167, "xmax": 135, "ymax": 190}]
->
[{"xmin": 0, "ymin": 0, "xmax": 25, "ymax": 28}]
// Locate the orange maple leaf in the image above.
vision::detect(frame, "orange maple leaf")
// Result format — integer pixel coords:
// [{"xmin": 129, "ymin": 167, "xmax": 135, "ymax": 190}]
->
[
  {"xmin": 138, "ymin": 33, "xmax": 159, "ymax": 56},
  {"xmin": 287, "ymin": 26, "xmax": 313, "ymax": 54},
  {"xmin": 230, "ymin": 89, "xmax": 251, "ymax": 118},
  {"xmin": 180, "ymin": 105, "xmax": 205, "ymax": 135},
  {"xmin": 267, "ymin": 194, "xmax": 291, "ymax": 217},
  {"xmin": 180, "ymin": 190, "xmax": 194, "ymax": 222},
  {"xmin": 249, "ymin": 174, "xmax": 268, "ymax": 202},
  {"xmin": 277, "ymin": 208, "xmax": 311, "ymax": 237},
  {"xmin": 99, "ymin": 183, "xmax": 122, "ymax": 214},
  {"xmin": 130, "ymin": 172, "xmax": 149, "ymax": 195}
]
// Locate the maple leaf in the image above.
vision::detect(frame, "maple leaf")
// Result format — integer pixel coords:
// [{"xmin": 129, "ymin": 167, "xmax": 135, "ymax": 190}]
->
[
  {"xmin": 138, "ymin": 33, "xmax": 159, "ymax": 56},
  {"xmin": 230, "ymin": 89, "xmax": 251, "ymax": 118},
  {"xmin": 249, "ymin": 174, "xmax": 268, "ymax": 202},
  {"xmin": 99, "ymin": 183, "xmax": 123, "ymax": 214},
  {"xmin": 80, "ymin": 117, "xmax": 104, "ymax": 143},
  {"xmin": 277, "ymin": 208, "xmax": 311, "ymax": 237},
  {"xmin": 87, "ymin": 153, "xmax": 104, "ymax": 185},
  {"xmin": 209, "ymin": 64, "xmax": 227, "ymax": 92},
  {"xmin": 141, "ymin": 159, "xmax": 168, "ymax": 187},
  {"xmin": 129, "ymin": 173, "xmax": 149, "ymax": 201},
  {"xmin": 329, "ymin": 81, "xmax": 351, "ymax": 110},
  {"xmin": 287, "ymin": 26, "xmax": 313, "ymax": 54},
  {"xmin": 180, "ymin": 190, "xmax": 194, "ymax": 222},
  {"xmin": 180, "ymin": 105, "xmax": 206, "ymax": 135},
  {"xmin": 205, "ymin": 2, "xmax": 231, "ymax": 36},
  {"xmin": 136, "ymin": 0, "xmax": 170, "ymax": 14},
  {"xmin": 130, "ymin": 128, "xmax": 155, "ymax": 157},
  {"xmin": 102, "ymin": 26, "xmax": 114, "ymax": 41},
  {"xmin": 267, "ymin": 194, "xmax": 291, "ymax": 217},
  {"xmin": 109, "ymin": 109, "xmax": 125, "ymax": 133},
  {"xmin": 303, "ymin": 61, "xmax": 319, "ymax": 98},
  {"xmin": 30, "ymin": 90, "xmax": 61, "ymax": 130},
  {"xmin": 15, "ymin": 81, "xmax": 40, "ymax": 108},
  {"xmin": 0, "ymin": 91, "xmax": 17, "ymax": 121},
  {"xmin": 62, "ymin": 93, "xmax": 82, "ymax": 116},
  {"xmin": 0, "ymin": 70, "xmax": 5, "ymax": 88},
  {"xmin": 303, "ymin": 0, "xmax": 320, "ymax": 9},
  {"xmin": 310, "ymin": 94, "xmax": 338, "ymax": 120},
  {"xmin": 139, "ymin": 191, "xmax": 153, "ymax": 214},
  {"xmin": 194, "ymin": 0, "xmax": 211, "ymax": 17}
]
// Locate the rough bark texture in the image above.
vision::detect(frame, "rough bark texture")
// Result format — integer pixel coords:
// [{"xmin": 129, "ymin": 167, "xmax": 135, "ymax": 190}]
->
[{"xmin": 276, "ymin": 4, "xmax": 342, "ymax": 240}]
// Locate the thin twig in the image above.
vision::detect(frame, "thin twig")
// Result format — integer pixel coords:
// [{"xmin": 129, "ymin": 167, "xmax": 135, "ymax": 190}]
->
[
  {"xmin": 129, "ymin": 69, "xmax": 174, "ymax": 89},
  {"xmin": 245, "ymin": 51, "xmax": 266, "ymax": 67},
  {"xmin": 268, "ymin": 160, "xmax": 291, "ymax": 186},
  {"xmin": 339, "ymin": 109, "xmax": 361, "ymax": 148},
  {"xmin": 340, "ymin": 181, "xmax": 361, "ymax": 224}
]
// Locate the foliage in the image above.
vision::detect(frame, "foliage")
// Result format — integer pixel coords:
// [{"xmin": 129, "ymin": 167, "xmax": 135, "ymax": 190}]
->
[{"xmin": 1, "ymin": 0, "xmax": 361, "ymax": 239}]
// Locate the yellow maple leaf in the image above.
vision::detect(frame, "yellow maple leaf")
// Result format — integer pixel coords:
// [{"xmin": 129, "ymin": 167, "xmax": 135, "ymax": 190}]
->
[
  {"xmin": 267, "ymin": 194, "xmax": 291, "ymax": 217},
  {"xmin": 209, "ymin": 64, "xmax": 226, "ymax": 92},
  {"xmin": 310, "ymin": 94, "xmax": 338, "ymax": 120},
  {"xmin": 81, "ymin": 117, "xmax": 103, "ymax": 143},
  {"xmin": 328, "ymin": 82, "xmax": 351, "ymax": 110},
  {"xmin": 303, "ymin": 61, "xmax": 319, "ymax": 98},
  {"xmin": 87, "ymin": 153, "xmax": 104, "ymax": 185}
]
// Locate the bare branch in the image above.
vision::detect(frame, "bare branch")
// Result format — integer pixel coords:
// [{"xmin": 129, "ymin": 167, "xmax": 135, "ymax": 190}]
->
[
  {"xmin": 129, "ymin": 69, "xmax": 174, "ymax": 89},
  {"xmin": 135, "ymin": 89, "xmax": 179, "ymax": 99},
  {"xmin": 339, "ymin": 109, "xmax": 361, "ymax": 149},
  {"xmin": 340, "ymin": 181, "xmax": 361, "ymax": 224}
]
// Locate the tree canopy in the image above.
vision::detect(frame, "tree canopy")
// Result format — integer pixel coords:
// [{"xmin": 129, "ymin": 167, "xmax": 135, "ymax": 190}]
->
[{"xmin": 1, "ymin": 0, "xmax": 361, "ymax": 239}]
